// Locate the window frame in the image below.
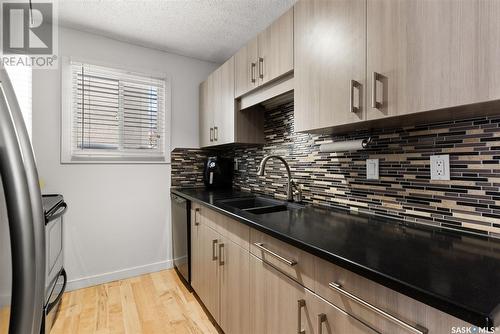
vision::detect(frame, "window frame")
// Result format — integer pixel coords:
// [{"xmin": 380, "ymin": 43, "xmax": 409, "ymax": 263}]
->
[{"xmin": 61, "ymin": 57, "xmax": 171, "ymax": 164}]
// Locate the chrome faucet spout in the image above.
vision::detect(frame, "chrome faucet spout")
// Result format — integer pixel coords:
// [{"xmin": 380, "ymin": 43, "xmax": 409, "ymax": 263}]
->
[{"xmin": 257, "ymin": 155, "xmax": 298, "ymax": 201}]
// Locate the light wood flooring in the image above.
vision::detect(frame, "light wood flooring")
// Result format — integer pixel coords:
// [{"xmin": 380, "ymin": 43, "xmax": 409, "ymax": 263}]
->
[{"xmin": 51, "ymin": 269, "xmax": 219, "ymax": 334}]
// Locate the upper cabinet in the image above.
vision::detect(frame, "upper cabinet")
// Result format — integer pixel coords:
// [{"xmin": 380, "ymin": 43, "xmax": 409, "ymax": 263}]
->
[
  {"xmin": 294, "ymin": 0, "xmax": 500, "ymax": 134},
  {"xmin": 234, "ymin": 37, "xmax": 259, "ymax": 98},
  {"xmin": 294, "ymin": 0, "xmax": 366, "ymax": 133},
  {"xmin": 200, "ymin": 57, "xmax": 235, "ymax": 148},
  {"xmin": 366, "ymin": 0, "xmax": 500, "ymax": 121},
  {"xmin": 235, "ymin": 8, "xmax": 294, "ymax": 98},
  {"xmin": 200, "ymin": 56, "xmax": 264, "ymax": 148},
  {"xmin": 257, "ymin": 8, "xmax": 294, "ymax": 86}
]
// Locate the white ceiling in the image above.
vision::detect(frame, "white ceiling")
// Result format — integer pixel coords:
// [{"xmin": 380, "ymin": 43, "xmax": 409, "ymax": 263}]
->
[{"xmin": 58, "ymin": 0, "xmax": 297, "ymax": 64}]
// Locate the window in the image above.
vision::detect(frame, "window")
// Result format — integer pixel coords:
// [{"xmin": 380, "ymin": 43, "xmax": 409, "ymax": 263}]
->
[{"xmin": 62, "ymin": 60, "xmax": 169, "ymax": 163}]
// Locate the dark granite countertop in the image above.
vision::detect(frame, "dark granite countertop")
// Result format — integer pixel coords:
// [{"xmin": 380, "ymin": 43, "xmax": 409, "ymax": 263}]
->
[{"xmin": 171, "ymin": 187, "xmax": 500, "ymax": 328}]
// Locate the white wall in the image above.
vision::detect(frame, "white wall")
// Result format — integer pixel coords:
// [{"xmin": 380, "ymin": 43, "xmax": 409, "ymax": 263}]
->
[{"xmin": 32, "ymin": 27, "xmax": 217, "ymax": 290}]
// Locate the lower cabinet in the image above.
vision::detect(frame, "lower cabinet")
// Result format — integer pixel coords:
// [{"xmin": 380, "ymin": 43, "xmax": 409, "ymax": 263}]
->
[
  {"xmin": 249, "ymin": 254, "xmax": 376, "ymax": 334},
  {"xmin": 219, "ymin": 238, "xmax": 250, "ymax": 334},
  {"xmin": 197, "ymin": 223, "xmax": 220, "ymax": 321},
  {"xmin": 249, "ymin": 254, "xmax": 312, "ymax": 334},
  {"xmin": 305, "ymin": 291, "xmax": 378, "ymax": 334},
  {"xmin": 190, "ymin": 204, "xmax": 473, "ymax": 334},
  {"xmin": 190, "ymin": 205, "xmax": 250, "ymax": 333}
]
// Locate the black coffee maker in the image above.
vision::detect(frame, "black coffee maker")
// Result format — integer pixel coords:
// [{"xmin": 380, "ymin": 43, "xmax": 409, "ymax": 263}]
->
[{"xmin": 203, "ymin": 156, "xmax": 233, "ymax": 189}]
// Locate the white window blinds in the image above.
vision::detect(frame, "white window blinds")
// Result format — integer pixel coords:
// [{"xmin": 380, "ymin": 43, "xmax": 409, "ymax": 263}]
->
[{"xmin": 70, "ymin": 62, "xmax": 166, "ymax": 161}]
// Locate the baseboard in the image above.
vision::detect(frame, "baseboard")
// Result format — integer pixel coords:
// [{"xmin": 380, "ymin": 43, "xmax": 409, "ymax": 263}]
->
[{"xmin": 66, "ymin": 259, "xmax": 173, "ymax": 291}]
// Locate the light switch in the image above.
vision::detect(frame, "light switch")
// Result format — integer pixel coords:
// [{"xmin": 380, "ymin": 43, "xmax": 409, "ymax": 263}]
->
[
  {"xmin": 430, "ymin": 155, "xmax": 450, "ymax": 180},
  {"xmin": 366, "ymin": 159, "xmax": 379, "ymax": 180}
]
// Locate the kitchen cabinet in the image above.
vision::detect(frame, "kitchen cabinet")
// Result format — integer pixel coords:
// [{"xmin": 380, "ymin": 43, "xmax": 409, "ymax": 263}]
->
[
  {"xmin": 196, "ymin": 223, "xmax": 220, "ymax": 320},
  {"xmin": 190, "ymin": 203, "xmax": 477, "ymax": 334},
  {"xmin": 234, "ymin": 37, "xmax": 258, "ymax": 97},
  {"xmin": 200, "ymin": 57, "xmax": 235, "ymax": 147},
  {"xmin": 191, "ymin": 206, "xmax": 250, "ymax": 333},
  {"xmin": 214, "ymin": 57, "xmax": 235, "ymax": 145},
  {"xmin": 200, "ymin": 55, "xmax": 264, "ymax": 148},
  {"xmin": 219, "ymin": 238, "xmax": 250, "ymax": 334},
  {"xmin": 249, "ymin": 254, "xmax": 313, "ymax": 334},
  {"xmin": 198, "ymin": 81, "xmax": 211, "ymax": 148},
  {"xmin": 366, "ymin": 0, "xmax": 500, "ymax": 121},
  {"xmin": 305, "ymin": 291, "xmax": 378, "ymax": 334},
  {"xmin": 190, "ymin": 205, "xmax": 202, "ymax": 293},
  {"xmin": 294, "ymin": 0, "xmax": 366, "ymax": 133},
  {"xmin": 234, "ymin": 8, "xmax": 293, "ymax": 98},
  {"xmin": 257, "ymin": 8, "xmax": 294, "ymax": 86},
  {"xmin": 250, "ymin": 228, "xmax": 315, "ymax": 290},
  {"xmin": 294, "ymin": 0, "xmax": 500, "ymax": 133}
]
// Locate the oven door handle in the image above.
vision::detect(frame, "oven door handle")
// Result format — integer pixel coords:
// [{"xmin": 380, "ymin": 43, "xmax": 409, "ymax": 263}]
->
[
  {"xmin": 45, "ymin": 202, "xmax": 68, "ymax": 225},
  {"xmin": 47, "ymin": 269, "xmax": 67, "ymax": 314}
]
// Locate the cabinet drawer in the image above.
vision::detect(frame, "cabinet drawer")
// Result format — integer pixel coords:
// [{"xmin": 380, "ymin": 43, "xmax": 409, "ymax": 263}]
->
[
  {"xmin": 315, "ymin": 257, "xmax": 471, "ymax": 334},
  {"xmin": 250, "ymin": 228, "xmax": 315, "ymax": 290},
  {"xmin": 197, "ymin": 205, "xmax": 250, "ymax": 250}
]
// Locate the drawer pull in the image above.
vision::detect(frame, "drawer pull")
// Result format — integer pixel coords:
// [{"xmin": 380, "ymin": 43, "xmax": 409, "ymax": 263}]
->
[
  {"xmin": 253, "ymin": 242, "xmax": 297, "ymax": 266},
  {"xmin": 212, "ymin": 239, "xmax": 218, "ymax": 261},
  {"xmin": 349, "ymin": 80, "xmax": 361, "ymax": 113},
  {"xmin": 371, "ymin": 71, "xmax": 383, "ymax": 109},
  {"xmin": 258, "ymin": 57, "xmax": 264, "ymax": 79},
  {"xmin": 317, "ymin": 313, "xmax": 326, "ymax": 334},
  {"xmin": 218, "ymin": 243, "xmax": 225, "ymax": 266},
  {"xmin": 328, "ymin": 282, "xmax": 427, "ymax": 334},
  {"xmin": 251, "ymin": 62, "xmax": 256, "ymax": 83},
  {"xmin": 297, "ymin": 299, "xmax": 306, "ymax": 334},
  {"xmin": 194, "ymin": 208, "xmax": 200, "ymax": 226}
]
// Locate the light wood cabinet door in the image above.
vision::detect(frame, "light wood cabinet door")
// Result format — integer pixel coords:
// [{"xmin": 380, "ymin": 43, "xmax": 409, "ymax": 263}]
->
[
  {"xmin": 257, "ymin": 8, "xmax": 294, "ymax": 86},
  {"xmin": 199, "ymin": 80, "xmax": 212, "ymax": 148},
  {"xmin": 306, "ymin": 291, "xmax": 378, "ymax": 334},
  {"xmin": 249, "ymin": 254, "xmax": 314, "ymax": 334},
  {"xmin": 366, "ymin": 0, "xmax": 500, "ymax": 120},
  {"xmin": 235, "ymin": 37, "xmax": 259, "ymax": 97},
  {"xmin": 294, "ymin": 0, "xmax": 366, "ymax": 133},
  {"xmin": 219, "ymin": 238, "xmax": 250, "ymax": 334},
  {"xmin": 196, "ymin": 224, "xmax": 220, "ymax": 322},
  {"xmin": 213, "ymin": 57, "xmax": 235, "ymax": 145},
  {"xmin": 190, "ymin": 205, "xmax": 202, "ymax": 293}
]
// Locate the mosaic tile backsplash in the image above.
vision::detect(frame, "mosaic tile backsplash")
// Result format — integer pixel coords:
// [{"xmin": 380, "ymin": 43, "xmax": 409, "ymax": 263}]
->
[{"xmin": 172, "ymin": 102, "xmax": 500, "ymax": 237}]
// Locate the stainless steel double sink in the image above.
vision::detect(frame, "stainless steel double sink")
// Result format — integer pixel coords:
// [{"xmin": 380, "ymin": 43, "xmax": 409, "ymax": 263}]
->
[{"xmin": 217, "ymin": 196, "xmax": 304, "ymax": 215}]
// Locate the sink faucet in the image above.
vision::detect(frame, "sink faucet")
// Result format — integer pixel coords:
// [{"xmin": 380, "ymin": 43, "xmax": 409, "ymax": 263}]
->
[{"xmin": 257, "ymin": 155, "xmax": 302, "ymax": 202}]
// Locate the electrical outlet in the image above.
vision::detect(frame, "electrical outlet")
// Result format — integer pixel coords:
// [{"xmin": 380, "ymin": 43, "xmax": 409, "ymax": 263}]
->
[
  {"xmin": 430, "ymin": 155, "xmax": 450, "ymax": 181},
  {"xmin": 366, "ymin": 159, "xmax": 379, "ymax": 180}
]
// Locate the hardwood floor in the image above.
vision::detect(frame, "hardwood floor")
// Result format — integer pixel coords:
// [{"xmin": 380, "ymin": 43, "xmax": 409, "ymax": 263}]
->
[{"xmin": 51, "ymin": 269, "xmax": 219, "ymax": 334}]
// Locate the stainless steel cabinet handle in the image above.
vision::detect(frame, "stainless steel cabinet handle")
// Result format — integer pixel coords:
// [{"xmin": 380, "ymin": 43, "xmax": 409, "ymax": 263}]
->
[
  {"xmin": 210, "ymin": 127, "xmax": 214, "ymax": 142},
  {"xmin": 328, "ymin": 282, "xmax": 427, "ymax": 334},
  {"xmin": 212, "ymin": 239, "xmax": 218, "ymax": 261},
  {"xmin": 214, "ymin": 126, "xmax": 218, "ymax": 141},
  {"xmin": 218, "ymin": 243, "xmax": 225, "ymax": 266},
  {"xmin": 258, "ymin": 57, "xmax": 264, "ymax": 79},
  {"xmin": 194, "ymin": 208, "xmax": 200, "ymax": 226},
  {"xmin": 371, "ymin": 72, "xmax": 382, "ymax": 109},
  {"xmin": 297, "ymin": 299, "xmax": 306, "ymax": 334},
  {"xmin": 317, "ymin": 313, "xmax": 327, "ymax": 334},
  {"xmin": 350, "ymin": 80, "xmax": 361, "ymax": 113},
  {"xmin": 253, "ymin": 242, "xmax": 297, "ymax": 266},
  {"xmin": 251, "ymin": 62, "xmax": 256, "ymax": 83}
]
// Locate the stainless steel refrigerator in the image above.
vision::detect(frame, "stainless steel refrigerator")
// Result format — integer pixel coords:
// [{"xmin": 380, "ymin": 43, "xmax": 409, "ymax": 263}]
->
[{"xmin": 0, "ymin": 68, "xmax": 46, "ymax": 334}]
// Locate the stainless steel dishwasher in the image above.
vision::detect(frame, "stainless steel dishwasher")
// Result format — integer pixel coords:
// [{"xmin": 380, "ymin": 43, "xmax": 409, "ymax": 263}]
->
[{"xmin": 171, "ymin": 193, "xmax": 190, "ymax": 285}]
